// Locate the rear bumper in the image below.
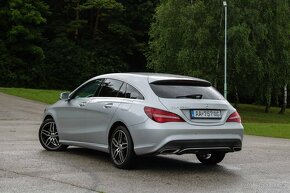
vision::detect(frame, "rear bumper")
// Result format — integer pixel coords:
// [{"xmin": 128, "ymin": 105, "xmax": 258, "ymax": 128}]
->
[
  {"xmin": 158, "ymin": 139, "xmax": 242, "ymax": 155},
  {"xmin": 128, "ymin": 119, "xmax": 243, "ymax": 155}
]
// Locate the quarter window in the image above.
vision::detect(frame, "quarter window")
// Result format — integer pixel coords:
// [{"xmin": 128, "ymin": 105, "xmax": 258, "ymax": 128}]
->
[
  {"xmin": 117, "ymin": 83, "xmax": 126, "ymax": 98},
  {"xmin": 126, "ymin": 84, "xmax": 144, "ymax": 100}
]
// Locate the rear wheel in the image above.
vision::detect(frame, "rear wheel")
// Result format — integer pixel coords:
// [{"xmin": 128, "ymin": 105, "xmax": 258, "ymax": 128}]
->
[
  {"xmin": 196, "ymin": 152, "xmax": 225, "ymax": 165},
  {"xmin": 39, "ymin": 118, "xmax": 68, "ymax": 151},
  {"xmin": 109, "ymin": 126, "xmax": 135, "ymax": 169}
]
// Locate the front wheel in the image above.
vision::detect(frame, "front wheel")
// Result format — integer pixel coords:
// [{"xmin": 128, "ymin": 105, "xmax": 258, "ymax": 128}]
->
[
  {"xmin": 196, "ymin": 152, "xmax": 225, "ymax": 165},
  {"xmin": 39, "ymin": 118, "xmax": 68, "ymax": 151},
  {"xmin": 109, "ymin": 126, "xmax": 135, "ymax": 169}
]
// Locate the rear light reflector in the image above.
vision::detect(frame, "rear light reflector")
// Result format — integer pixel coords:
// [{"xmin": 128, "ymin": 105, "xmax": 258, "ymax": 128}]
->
[
  {"xmin": 226, "ymin": 111, "xmax": 241, "ymax": 123},
  {"xmin": 144, "ymin": 107, "xmax": 185, "ymax": 123}
]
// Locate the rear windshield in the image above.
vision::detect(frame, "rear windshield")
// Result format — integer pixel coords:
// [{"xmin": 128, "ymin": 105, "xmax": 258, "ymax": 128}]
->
[{"xmin": 150, "ymin": 82, "xmax": 224, "ymax": 100}]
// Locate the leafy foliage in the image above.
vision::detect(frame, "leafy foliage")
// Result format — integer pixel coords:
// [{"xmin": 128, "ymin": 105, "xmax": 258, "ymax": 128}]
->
[
  {"xmin": 0, "ymin": 0, "xmax": 289, "ymax": 112},
  {"xmin": 0, "ymin": 0, "xmax": 158, "ymax": 89},
  {"xmin": 148, "ymin": 0, "xmax": 290, "ymax": 110},
  {"xmin": 0, "ymin": 0, "xmax": 48, "ymax": 87}
]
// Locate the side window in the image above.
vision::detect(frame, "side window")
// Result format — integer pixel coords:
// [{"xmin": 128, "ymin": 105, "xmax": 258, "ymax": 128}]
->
[
  {"xmin": 126, "ymin": 84, "xmax": 144, "ymax": 100},
  {"xmin": 117, "ymin": 83, "xmax": 126, "ymax": 98},
  {"xmin": 72, "ymin": 79, "xmax": 103, "ymax": 99},
  {"xmin": 98, "ymin": 79, "xmax": 123, "ymax": 97}
]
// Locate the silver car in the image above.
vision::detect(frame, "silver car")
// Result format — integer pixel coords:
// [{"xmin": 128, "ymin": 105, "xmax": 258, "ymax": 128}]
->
[{"xmin": 39, "ymin": 73, "xmax": 243, "ymax": 169}]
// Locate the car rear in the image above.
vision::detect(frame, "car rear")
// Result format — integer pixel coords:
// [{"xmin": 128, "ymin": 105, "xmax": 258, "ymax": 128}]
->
[{"xmin": 130, "ymin": 76, "xmax": 243, "ymax": 157}]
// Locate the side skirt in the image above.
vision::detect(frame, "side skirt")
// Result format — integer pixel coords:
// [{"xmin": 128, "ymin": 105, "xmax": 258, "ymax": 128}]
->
[{"xmin": 60, "ymin": 140, "xmax": 109, "ymax": 153}]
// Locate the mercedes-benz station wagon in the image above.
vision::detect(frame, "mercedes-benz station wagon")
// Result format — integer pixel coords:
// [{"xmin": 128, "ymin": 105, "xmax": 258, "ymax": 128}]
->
[{"xmin": 39, "ymin": 73, "xmax": 243, "ymax": 169}]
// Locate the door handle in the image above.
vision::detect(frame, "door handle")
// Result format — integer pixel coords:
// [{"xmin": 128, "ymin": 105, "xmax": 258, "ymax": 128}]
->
[
  {"xmin": 79, "ymin": 102, "xmax": 87, "ymax": 107},
  {"xmin": 103, "ymin": 103, "xmax": 113, "ymax": 109}
]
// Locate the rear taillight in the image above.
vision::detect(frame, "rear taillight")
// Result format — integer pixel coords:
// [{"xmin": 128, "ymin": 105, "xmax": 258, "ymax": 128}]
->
[
  {"xmin": 144, "ymin": 107, "xmax": 185, "ymax": 123},
  {"xmin": 226, "ymin": 111, "xmax": 241, "ymax": 123}
]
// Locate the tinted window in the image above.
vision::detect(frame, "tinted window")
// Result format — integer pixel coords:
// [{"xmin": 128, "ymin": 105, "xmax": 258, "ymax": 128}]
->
[
  {"xmin": 117, "ymin": 83, "xmax": 126, "ymax": 98},
  {"xmin": 126, "ymin": 84, "xmax": 144, "ymax": 100},
  {"xmin": 150, "ymin": 82, "xmax": 224, "ymax": 100},
  {"xmin": 98, "ymin": 79, "xmax": 123, "ymax": 97},
  {"xmin": 72, "ymin": 79, "xmax": 103, "ymax": 99}
]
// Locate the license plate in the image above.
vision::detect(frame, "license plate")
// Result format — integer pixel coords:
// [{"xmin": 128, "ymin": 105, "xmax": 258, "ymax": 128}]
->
[{"xmin": 190, "ymin": 110, "xmax": 221, "ymax": 119}]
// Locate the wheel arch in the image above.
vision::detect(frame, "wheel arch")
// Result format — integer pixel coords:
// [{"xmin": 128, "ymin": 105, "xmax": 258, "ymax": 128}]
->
[
  {"xmin": 44, "ymin": 114, "xmax": 54, "ymax": 121},
  {"xmin": 108, "ymin": 121, "xmax": 134, "ymax": 149}
]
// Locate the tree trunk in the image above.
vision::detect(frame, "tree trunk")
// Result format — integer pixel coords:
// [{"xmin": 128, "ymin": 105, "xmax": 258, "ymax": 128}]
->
[
  {"xmin": 279, "ymin": 83, "xmax": 287, "ymax": 114},
  {"xmin": 234, "ymin": 85, "xmax": 239, "ymax": 109},
  {"xmin": 265, "ymin": 86, "xmax": 272, "ymax": 113},
  {"xmin": 213, "ymin": 10, "xmax": 224, "ymax": 88},
  {"xmin": 93, "ymin": 9, "xmax": 100, "ymax": 40},
  {"xmin": 91, "ymin": 9, "xmax": 94, "ymax": 32},
  {"xmin": 214, "ymin": 50, "xmax": 220, "ymax": 88},
  {"xmin": 74, "ymin": 0, "xmax": 80, "ymax": 40}
]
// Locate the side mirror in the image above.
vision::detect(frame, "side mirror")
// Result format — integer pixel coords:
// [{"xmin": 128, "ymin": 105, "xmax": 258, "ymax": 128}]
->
[{"xmin": 59, "ymin": 92, "xmax": 70, "ymax": 101}]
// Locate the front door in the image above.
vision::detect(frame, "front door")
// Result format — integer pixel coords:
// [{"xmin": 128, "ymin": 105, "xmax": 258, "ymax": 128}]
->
[{"xmin": 57, "ymin": 79, "xmax": 103, "ymax": 142}]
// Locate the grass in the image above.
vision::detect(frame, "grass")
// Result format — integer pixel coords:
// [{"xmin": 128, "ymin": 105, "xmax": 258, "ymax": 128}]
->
[
  {"xmin": 237, "ymin": 104, "xmax": 290, "ymax": 139},
  {"xmin": 0, "ymin": 87, "xmax": 65, "ymax": 104},
  {"xmin": 243, "ymin": 123, "xmax": 290, "ymax": 139},
  {"xmin": 238, "ymin": 104, "xmax": 290, "ymax": 124},
  {"xmin": 0, "ymin": 87, "xmax": 290, "ymax": 139}
]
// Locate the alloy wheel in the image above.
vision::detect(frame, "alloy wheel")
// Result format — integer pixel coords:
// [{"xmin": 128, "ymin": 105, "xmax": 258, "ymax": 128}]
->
[
  {"xmin": 40, "ymin": 121, "xmax": 61, "ymax": 150},
  {"xmin": 111, "ymin": 130, "xmax": 129, "ymax": 165}
]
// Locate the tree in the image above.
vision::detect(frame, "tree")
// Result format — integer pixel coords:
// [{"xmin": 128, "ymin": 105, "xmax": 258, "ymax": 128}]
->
[
  {"xmin": 41, "ymin": 0, "xmax": 134, "ymax": 89},
  {"xmin": 226, "ymin": 0, "xmax": 263, "ymax": 107},
  {"xmin": 118, "ymin": 0, "xmax": 159, "ymax": 71},
  {"xmin": 0, "ymin": 0, "xmax": 159, "ymax": 89},
  {"xmin": 80, "ymin": 0, "xmax": 124, "ymax": 40},
  {"xmin": 148, "ymin": 0, "xmax": 221, "ymax": 80},
  {"xmin": 275, "ymin": 0, "xmax": 290, "ymax": 114},
  {"xmin": 0, "ymin": 0, "xmax": 49, "ymax": 87},
  {"xmin": 147, "ymin": 0, "xmax": 289, "ymax": 111},
  {"xmin": 147, "ymin": 0, "xmax": 261, "ymax": 101}
]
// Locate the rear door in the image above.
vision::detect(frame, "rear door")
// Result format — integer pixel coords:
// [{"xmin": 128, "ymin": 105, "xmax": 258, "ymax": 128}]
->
[
  {"xmin": 83, "ymin": 79, "xmax": 124, "ymax": 145},
  {"xmin": 149, "ymin": 80, "xmax": 231, "ymax": 125}
]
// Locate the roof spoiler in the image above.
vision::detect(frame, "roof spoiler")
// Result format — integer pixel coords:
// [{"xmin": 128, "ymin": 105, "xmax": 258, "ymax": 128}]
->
[{"xmin": 150, "ymin": 79, "xmax": 211, "ymax": 87}]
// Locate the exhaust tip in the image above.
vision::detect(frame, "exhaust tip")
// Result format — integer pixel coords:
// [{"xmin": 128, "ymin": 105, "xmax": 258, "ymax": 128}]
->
[
  {"xmin": 233, "ymin": 147, "xmax": 241, "ymax": 151},
  {"xmin": 160, "ymin": 149, "xmax": 179, "ymax": 154}
]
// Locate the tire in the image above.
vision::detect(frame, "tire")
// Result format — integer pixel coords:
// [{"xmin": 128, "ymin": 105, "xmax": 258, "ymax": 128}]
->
[
  {"xmin": 196, "ymin": 152, "xmax": 226, "ymax": 165},
  {"xmin": 109, "ymin": 125, "xmax": 135, "ymax": 169},
  {"xmin": 39, "ymin": 118, "xmax": 68, "ymax": 151}
]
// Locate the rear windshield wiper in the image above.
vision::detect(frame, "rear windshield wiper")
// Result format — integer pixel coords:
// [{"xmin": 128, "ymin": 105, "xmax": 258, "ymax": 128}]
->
[{"xmin": 176, "ymin": 94, "xmax": 203, "ymax": 99}]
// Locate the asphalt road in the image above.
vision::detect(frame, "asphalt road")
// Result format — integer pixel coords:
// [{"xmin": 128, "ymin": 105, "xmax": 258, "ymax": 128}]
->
[{"xmin": 1, "ymin": 92, "xmax": 290, "ymax": 193}]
